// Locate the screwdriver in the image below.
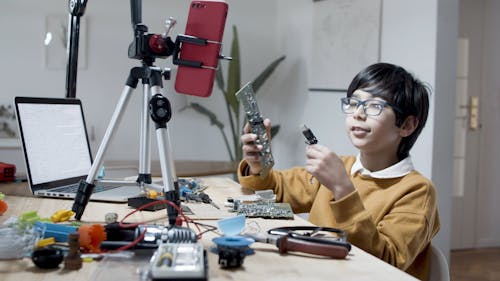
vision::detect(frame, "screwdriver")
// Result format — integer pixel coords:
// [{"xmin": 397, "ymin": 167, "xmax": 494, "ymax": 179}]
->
[{"xmin": 198, "ymin": 192, "xmax": 220, "ymax": 209}]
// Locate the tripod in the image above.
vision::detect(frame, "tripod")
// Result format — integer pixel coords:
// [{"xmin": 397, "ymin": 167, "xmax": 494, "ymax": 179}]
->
[
  {"xmin": 71, "ymin": 0, "xmax": 229, "ymax": 224},
  {"xmin": 72, "ymin": 60, "xmax": 179, "ymax": 224}
]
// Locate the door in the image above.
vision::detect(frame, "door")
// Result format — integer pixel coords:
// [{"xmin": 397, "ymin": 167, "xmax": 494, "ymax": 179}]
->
[{"xmin": 452, "ymin": 0, "xmax": 500, "ymax": 249}]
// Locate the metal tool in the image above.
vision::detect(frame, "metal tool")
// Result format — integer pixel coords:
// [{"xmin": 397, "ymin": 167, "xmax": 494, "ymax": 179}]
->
[
  {"xmin": 184, "ymin": 192, "xmax": 220, "ymax": 209},
  {"xmin": 245, "ymin": 226, "xmax": 351, "ymax": 259},
  {"xmin": 198, "ymin": 192, "xmax": 220, "ymax": 209}
]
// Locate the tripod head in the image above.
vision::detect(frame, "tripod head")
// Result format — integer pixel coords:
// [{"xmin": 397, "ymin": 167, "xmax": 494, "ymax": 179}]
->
[{"xmin": 128, "ymin": 0, "xmax": 176, "ymax": 64}]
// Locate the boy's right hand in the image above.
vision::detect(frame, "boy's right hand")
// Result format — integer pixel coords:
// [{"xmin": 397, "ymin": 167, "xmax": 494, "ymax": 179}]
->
[{"xmin": 241, "ymin": 118, "xmax": 272, "ymax": 175}]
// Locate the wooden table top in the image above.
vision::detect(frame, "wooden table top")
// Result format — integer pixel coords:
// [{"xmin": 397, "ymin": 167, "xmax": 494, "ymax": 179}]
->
[{"xmin": 0, "ymin": 177, "xmax": 417, "ymax": 281}]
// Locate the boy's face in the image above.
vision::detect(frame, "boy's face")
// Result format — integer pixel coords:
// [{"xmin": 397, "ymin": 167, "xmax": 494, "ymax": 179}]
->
[{"xmin": 344, "ymin": 90, "xmax": 402, "ymax": 157}]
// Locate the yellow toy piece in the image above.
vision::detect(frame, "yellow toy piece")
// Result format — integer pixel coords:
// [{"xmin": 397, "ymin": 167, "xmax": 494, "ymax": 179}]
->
[
  {"xmin": 147, "ymin": 190, "xmax": 159, "ymax": 199},
  {"xmin": 50, "ymin": 209, "xmax": 75, "ymax": 223},
  {"xmin": 36, "ymin": 237, "xmax": 56, "ymax": 248}
]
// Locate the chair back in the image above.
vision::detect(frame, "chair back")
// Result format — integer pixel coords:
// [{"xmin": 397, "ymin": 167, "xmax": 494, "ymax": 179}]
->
[{"xmin": 428, "ymin": 244, "xmax": 450, "ymax": 281}]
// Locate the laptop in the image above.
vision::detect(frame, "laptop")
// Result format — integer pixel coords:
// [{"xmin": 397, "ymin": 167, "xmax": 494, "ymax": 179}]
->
[{"xmin": 14, "ymin": 96, "xmax": 143, "ymax": 202}]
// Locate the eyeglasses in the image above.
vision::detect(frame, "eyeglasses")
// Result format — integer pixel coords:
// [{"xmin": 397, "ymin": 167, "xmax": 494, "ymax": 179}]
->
[{"xmin": 340, "ymin": 97, "xmax": 402, "ymax": 116}]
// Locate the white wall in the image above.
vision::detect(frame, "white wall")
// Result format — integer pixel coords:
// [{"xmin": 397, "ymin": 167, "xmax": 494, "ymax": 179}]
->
[
  {"xmin": 0, "ymin": 0, "xmax": 282, "ymax": 164},
  {"xmin": 379, "ymin": 0, "xmax": 456, "ymax": 260},
  {"xmin": 0, "ymin": 0, "xmax": 454, "ymax": 258}
]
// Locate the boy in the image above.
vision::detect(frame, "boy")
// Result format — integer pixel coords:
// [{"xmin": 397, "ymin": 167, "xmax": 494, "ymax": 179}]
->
[{"xmin": 238, "ymin": 63, "xmax": 440, "ymax": 280}]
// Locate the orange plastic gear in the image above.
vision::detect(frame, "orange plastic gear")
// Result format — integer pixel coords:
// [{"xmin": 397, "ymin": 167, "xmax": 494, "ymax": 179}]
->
[
  {"xmin": 0, "ymin": 193, "xmax": 7, "ymax": 215},
  {"xmin": 78, "ymin": 224, "xmax": 107, "ymax": 253},
  {"xmin": 0, "ymin": 200, "xmax": 7, "ymax": 215}
]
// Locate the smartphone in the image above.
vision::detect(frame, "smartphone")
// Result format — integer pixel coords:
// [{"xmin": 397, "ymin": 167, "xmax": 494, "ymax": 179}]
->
[{"xmin": 174, "ymin": 0, "xmax": 228, "ymax": 97}]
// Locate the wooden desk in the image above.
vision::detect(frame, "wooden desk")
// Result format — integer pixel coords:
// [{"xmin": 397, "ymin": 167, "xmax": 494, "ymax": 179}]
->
[{"xmin": 0, "ymin": 177, "xmax": 417, "ymax": 281}]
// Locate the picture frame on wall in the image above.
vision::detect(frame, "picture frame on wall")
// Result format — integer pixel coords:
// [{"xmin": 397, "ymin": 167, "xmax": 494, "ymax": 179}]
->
[
  {"xmin": 0, "ymin": 103, "xmax": 19, "ymax": 148},
  {"xmin": 308, "ymin": 0, "xmax": 381, "ymax": 92},
  {"xmin": 44, "ymin": 15, "xmax": 87, "ymax": 70}
]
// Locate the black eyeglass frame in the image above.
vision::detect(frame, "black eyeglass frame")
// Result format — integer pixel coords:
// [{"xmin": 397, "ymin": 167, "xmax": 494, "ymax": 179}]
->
[{"xmin": 340, "ymin": 97, "xmax": 403, "ymax": 116}]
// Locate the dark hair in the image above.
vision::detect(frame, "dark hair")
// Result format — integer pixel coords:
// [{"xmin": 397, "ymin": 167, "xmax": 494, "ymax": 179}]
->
[{"xmin": 346, "ymin": 62, "xmax": 430, "ymax": 160}]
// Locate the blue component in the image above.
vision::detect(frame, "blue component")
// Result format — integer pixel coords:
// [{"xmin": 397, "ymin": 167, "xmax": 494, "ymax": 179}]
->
[
  {"xmin": 179, "ymin": 186, "xmax": 193, "ymax": 197},
  {"xmin": 35, "ymin": 222, "xmax": 78, "ymax": 242},
  {"xmin": 217, "ymin": 214, "xmax": 246, "ymax": 236},
  {"xmin": 97, "ymin": 166, "xmax": 105, "ymax": 179},
  {"xmin": 212, "ymin": 236, "xmax": 254, "ymax": 248}
]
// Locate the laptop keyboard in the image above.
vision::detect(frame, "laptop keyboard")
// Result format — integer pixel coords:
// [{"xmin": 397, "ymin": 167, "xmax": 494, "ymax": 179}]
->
[{"xmin": 50, "ymin": 183, "xmax": 116, "ymax": 194}]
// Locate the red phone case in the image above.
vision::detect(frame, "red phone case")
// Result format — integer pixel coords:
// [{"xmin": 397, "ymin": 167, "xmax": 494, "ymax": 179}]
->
[{"xmin": 174, "ymin": 0, "xmax": 228, "ymax": 97}]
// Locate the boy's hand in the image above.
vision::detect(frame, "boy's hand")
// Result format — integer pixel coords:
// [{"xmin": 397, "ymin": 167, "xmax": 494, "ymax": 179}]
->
[
  {"xmin": 305, "ymin": 144, "xmax": 355, "ymax": 200},
  {"xmin": 241, "ymin": 118, "xmax": 272, "ymax": 175}
]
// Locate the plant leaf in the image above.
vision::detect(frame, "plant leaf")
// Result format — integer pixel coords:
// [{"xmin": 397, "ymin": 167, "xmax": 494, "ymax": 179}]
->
[
  {"xmin": 184, "ymin": 103, "xmax": 224, "ymax": 129},
  {"xmin": 215, "ymin": 62, "xmax": 225, "ymax": 95},
  {"xmin": 225, "ymin": 25, "xmax": 241, "ymax": 116},
  {"xmin": 252, "ymin": 55, "xmax": 286, "ymax": 93},
  {"xmin": 270, "ymin": 124, "xmax": 280, "ymax": 139}
]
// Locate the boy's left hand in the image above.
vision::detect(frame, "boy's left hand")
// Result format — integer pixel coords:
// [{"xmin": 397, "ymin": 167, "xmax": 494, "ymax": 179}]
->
[{"xmin": 305, "ymin": 144, "xmax": 355, "ymax": 200}]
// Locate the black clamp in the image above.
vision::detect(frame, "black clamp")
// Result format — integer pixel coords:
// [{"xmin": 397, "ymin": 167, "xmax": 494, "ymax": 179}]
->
[{"xmin": 172, "ymin": 34, "xmax": 231, "ymax": 69}]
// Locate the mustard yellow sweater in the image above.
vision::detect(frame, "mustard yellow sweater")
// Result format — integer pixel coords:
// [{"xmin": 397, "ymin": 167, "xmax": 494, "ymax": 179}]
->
[{"xmin": 238, "ymin": 156, "xmax": 440, "ymax": 281}]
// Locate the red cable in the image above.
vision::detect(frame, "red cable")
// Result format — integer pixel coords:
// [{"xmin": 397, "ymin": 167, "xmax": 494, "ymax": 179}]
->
[{"xmin": 107, "ymin": 199, "xmax": 203, "ymax": 252}]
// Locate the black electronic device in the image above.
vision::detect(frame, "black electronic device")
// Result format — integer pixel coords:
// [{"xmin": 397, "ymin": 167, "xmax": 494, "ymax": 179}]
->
[{"xmin": 302, "ymin": 125, "xmax": 318, "ymax": 145}]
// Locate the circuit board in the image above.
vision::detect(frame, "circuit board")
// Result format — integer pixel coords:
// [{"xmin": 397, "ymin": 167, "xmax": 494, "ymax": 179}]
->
[
  {"xmin": 234, "ymin": 202, "xmax": 294, "ymax": 220},
  {"xmin": 235, "ymin": 82, "xmax": 274, "ymax": 178},
  {"xmin": 149, "ymin": 242, "xmax": 207, "ymax": 281}
]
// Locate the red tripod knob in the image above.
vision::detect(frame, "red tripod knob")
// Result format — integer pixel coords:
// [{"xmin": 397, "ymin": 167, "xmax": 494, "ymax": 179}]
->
[{"xmin": 149, "ymin": 34, "xmax": 167, "ymax": 54}]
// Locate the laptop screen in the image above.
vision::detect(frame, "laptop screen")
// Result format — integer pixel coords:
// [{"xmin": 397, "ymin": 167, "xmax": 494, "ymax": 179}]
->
[{"xmin": 15, "ymin": 97, "xmax": 92, "ymax": 186}]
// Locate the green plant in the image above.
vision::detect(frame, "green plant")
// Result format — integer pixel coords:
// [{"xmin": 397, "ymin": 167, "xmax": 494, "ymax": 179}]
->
[
  {"xmin": 0, "ymin": 104, "xmax": 17, "ymax": 138},
  {"xmin": 182, "ymin": 25, "xmax": 285, "ymax": 164}
]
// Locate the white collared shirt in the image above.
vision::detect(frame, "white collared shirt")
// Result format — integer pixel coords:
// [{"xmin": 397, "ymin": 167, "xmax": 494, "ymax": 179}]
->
[{"xmin": 350, "ymin": 154, "xmax": 415, "ymax": 179}]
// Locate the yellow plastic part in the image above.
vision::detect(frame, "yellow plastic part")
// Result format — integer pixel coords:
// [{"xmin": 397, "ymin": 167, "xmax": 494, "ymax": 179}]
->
[
  {"xmin": 147, "ymin": 190, "xmax": 159, "ymax": 199},
  {"xmin": 36, "ymin": 237, "xmax": 56, "ymax": 247},
  {"xmin": 50, "ymin": 209, "xmax": 75, "ymax": 223}
]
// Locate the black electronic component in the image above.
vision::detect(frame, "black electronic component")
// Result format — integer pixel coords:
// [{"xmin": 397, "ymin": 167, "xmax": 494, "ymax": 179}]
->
[
  {"xmin": 31, "ymin": 247, "xmax": 64, "ymax": 269},
  {"xmin": 302, "ymin": 124, "xmax": 318, "ymax": 145},
  {"xmin": 211, "ymin": 236, "xmax": 254, "ymax": 269},
  {"xmin": 127, "ymin": 196, "xmax": 169, "ymax": 211}
]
